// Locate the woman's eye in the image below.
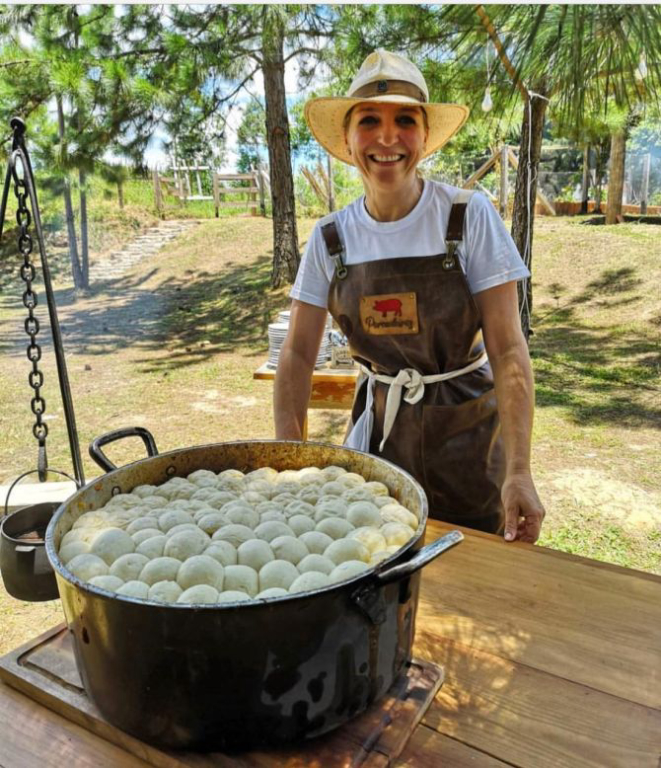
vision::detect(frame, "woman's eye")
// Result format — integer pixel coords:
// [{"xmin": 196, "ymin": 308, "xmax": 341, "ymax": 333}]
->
[
  {"xmin": 398, "ymin": 116, "xmax": 416, "ymax": 125},
  {"xmin": 358, "ymin": 116, "xmax": 378, "ymax": 125}
]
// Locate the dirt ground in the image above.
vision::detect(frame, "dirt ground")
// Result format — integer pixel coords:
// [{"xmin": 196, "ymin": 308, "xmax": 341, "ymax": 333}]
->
[{"xmin": 0, "ymin": 213, "xmax": 659, "ymax": 653}]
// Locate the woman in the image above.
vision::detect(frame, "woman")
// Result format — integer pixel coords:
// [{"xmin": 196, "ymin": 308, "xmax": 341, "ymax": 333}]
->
[{"xmin": 274, "ymin": 50, "xmax": 545, "ymax": 543}]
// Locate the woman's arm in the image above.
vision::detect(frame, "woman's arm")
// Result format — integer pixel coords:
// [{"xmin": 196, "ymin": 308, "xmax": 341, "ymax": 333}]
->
[
  {"xmin": 474, "ymin": 281, "xmax": 545, "ymax": 543},
  {"xmin": 274, "ymin": 300, "xmax": 329, "ymax": 440}
]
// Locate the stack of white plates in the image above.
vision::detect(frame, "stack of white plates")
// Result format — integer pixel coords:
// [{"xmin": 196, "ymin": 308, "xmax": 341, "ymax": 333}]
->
[
  {"xmin": 267, "ymin": 313, "xmax": 332, "ymax": 369},
  {"xmin": 277, "ymin": 310, "xmax": 333, "ymax": 330}
]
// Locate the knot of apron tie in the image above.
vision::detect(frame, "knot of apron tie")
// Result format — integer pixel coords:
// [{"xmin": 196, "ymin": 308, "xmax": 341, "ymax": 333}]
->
[{"xmin": 352, "ymin": 351, "xmax": 490, "ymax": 454}]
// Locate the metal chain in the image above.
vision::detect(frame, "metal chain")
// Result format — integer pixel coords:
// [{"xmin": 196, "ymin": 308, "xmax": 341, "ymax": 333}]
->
[{"xmin": 15, "ymin": 173, "xmax": 48, "ymax": 449}]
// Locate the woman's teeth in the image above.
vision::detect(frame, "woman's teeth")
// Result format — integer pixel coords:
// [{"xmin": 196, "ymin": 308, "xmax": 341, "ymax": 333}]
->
[{"xmin": 371, "ymin": 154, "xmax": 404, "ymax": 163}]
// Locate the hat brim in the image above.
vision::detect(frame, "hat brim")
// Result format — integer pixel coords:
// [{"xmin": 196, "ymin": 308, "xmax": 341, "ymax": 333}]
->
[{"xmin": 304, "ymin": 96, "xmax": 470, "ymax": 166}]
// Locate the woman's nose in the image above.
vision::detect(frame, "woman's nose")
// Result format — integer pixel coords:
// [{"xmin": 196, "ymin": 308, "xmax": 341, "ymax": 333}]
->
[{"xmin": 377, "ymin": 119, "xmax": 399, "ymax": 146}]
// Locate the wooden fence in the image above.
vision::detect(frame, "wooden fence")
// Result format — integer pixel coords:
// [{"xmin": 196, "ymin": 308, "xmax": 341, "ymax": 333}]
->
[{"xmin": 153, "ymin": 169, "xmax": 268, "ymax": 218}]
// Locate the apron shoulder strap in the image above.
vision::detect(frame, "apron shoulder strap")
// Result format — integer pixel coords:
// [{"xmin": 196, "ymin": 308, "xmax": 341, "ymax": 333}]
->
[
  {"xmin": 444, "ymin": 189, "xmax": 473, "ymax": 266},
  {"xmin": 320, "ymin": 217, "xmax": 348, "ymax": 280}
]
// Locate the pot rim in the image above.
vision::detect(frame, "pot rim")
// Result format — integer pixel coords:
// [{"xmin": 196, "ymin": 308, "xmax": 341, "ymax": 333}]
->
[{"xmin": 45, "ymin": 438, "xmax": 428, "ymax": 610}]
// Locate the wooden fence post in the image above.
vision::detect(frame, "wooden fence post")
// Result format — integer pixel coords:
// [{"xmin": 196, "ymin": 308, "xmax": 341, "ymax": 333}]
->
[
  {"xmin": 499, "ymin": 145, "xmax": 509, "ymax": 218},
  {"xmin": 212, "ymin": 171, "xmax": 220, "ymax": 218},
  {"xmin": 641, "ymin": 153, "xmax": 650, "ymax": 215},
  {"xmin": 257, "ymin": 169, "xmax": 266, "ymax": 216},
  {"xmin": 153, "ymin": 169, "xmax": 163, "ymax": 218},
  {"xmin": 581, "ymin": 145, "xmax": 590, "ymax": 214}
]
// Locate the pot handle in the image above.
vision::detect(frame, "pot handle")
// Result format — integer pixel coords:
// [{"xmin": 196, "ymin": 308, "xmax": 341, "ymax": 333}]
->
[
  {"xmin": 374, "ymin": 530, "xmax": 464, "ymax": 586},
  {"xmin": 3, "ymin": 468, "xmax": 79, "ymax": 517},
  {"xmin": 89, "ymin": 427, "xmax": 159, "ymax": 472}
]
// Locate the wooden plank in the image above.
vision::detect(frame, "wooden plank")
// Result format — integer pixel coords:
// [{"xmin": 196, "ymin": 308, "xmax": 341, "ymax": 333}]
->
[
  {"xmin": 218, "ymin": 201, "xmax": 262, "ymax": 208},
  {"xmin": 462, "ymin": 152, "xmax": 498, "ymax": 190},
  {"xmin": 507, "ymin": 147, "xmax": 556, "ymax": 216},
  {"xmin": 0, "ymin": 625, "xmax": 442, "ymax": 768},
  {"xmin": 310, "ymin": 380, "xmax": 357, "ymax": 409},
  {"xmin": 417, "ymin": 636, "xmax": 661, "ymax": 768},
  {"xmin": 397, "ymin": 725, "xmax": 511, "ymax": 767},
  {"xmin": 422, "ymin": 521, "xmax": 661, "ymax": 710},
  {"xmin": 253, "ymin": 362, "xmax": 359, "ymax": 386},
  {"xmin": 499, "ymin": 145, "xmax": 509, "ymax": 218}
]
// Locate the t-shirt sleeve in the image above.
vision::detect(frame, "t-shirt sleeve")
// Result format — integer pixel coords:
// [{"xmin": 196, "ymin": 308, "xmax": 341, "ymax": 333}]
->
[
  {"xmin": 289, "ymin": 224, "xmax": 333, "ymax": 309},
  {"xmin": 462, "ymin": 192, "xmax": 531, "ymax": 294}
]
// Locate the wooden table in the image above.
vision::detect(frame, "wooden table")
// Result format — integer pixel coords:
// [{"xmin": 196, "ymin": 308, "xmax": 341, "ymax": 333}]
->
[
  {"xmin": 253, "ymin": 362, "xmax": 359, "ymax": 438},
  {"xmin": 1, "ymin": 520, "xmax": 660, "ymax": 767}
]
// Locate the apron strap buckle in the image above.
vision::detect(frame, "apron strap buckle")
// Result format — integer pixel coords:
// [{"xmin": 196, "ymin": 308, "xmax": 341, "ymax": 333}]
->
[{"xmin": 321, "ymin": 220, "xmax": 348, "ymax": 280}]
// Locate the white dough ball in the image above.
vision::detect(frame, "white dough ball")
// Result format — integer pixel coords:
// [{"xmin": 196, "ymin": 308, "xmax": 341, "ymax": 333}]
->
[
  {"xmin": 381, "ymin": 522, "xmax": 416, "ymax": 547},
  {"xmin": 148, "ymin": 580, "xmax": 183, "ymax": 603},
  {"xmin": 379, "ymin": 503, "xmax": 419, "ymax": 529},
  {"xmin": 72, "ymin": 512, "xmax": 109, "ymax": 531},
  {"xmin": 105, "ymin": 493, "xmax": 136, "ymax": 509},
  {"xmin": 268, "ymin": 492, "xmax": 297, "ymax": 506},
  {"xmin": 324, "ymin": 539, "xmax": 370, "ymax": 565},
  {"xmin": 297, "ymin": 486, "xmax": 321, "ymax": 505},
  {"xmin": 284, "ymin": 500, "xmax": 316, "ymax": 519},
  {"xmin": 89, "ymin": 575, "xmax": 124, "ymax": 592},
  {"xmin": 247, "ymin": 467, "xmax": 278, "ymax": 482},
  {"xmin": 105, "ymin": 510, "xmax": 141, "ymax": 530},
  {"xmin": 272, "ymin": 481, "xmax": 301, "ymax": 497},
  {"xmin": 61, "ymin": 528, "xmax": 96, "ymax": 547},
  {"xmin": 168, "ymin": 499, "xmax": 209, "ymax": 513},
  {"xmin": 216, "ymin": 590, "xmax": 251, "ymax": 603},
  {"xmin": 165, "ymin": 523, "xmax": 201, "ymax": 539},
  {"xmin": 289, "ymin": 571, "xmax": 331, "ymax": 593},
  {"xmin": 135, "ymin": 535, "xmax": 166, "ymax": 559},
  {"xmin": 256, "ymin": 500, "xmax": 284, "ymax": 516},
  {"xmin": 386, "ymin": 544, "xmax": 403, "ymax": 554},
  {"xmin": 216, "ymin": 476, "xmax": 245, "ymax": 495},
  {"xmin": 67, "ymin": 554, "xmax": 108, "ymax": 581},
  {"xmin": 204, "ymin": 541, "xmax": 238, "ymax": 567},
  {"xmin": 314, "ymin": 498, "xmax": 347, "ymax": 522},
  {"xmin": 373, "ymin": 495, "xmax": 398, "ymax": 509},
  {"xmin": 275, "ymin": 471, "xmax": 299, "ymax": 485},
  {"xmin": 316, "ymin": 517, "xmax": 355, "ymax": 540},
  {"xmin": 320, "ymin": 481, "xmax": 344, "ymax": 497},
  {"xmin": 329, "ymin": 560, "xmax": 370, "ymax": 583},
  {"xmin": 164, "ymin": 529, "xmax": 210, "ymax": 560},
  {"xmin": 240, "ymin": 491, "xmax": 267, "ymax": 506},
  {"xmin": 298, "ymin": 467, "xmax": 324, "ymax": 484},
  {"xmin": 364, "ymin": 481, "xmax": 389, "ymax": 497},
  {"xmin": 139, "ymin": 496, "xmax": 168, "ymax": 510},
  {"xmin": 131, "ymin": 484, "xmax": 158, "ymax": 498},
  {"xmin": 297, "ymin": 554, "xmax": 335, "ymax": 576},
  {"xmin": 126, "ymin": 516, "xmax": 159, "ymax": 535},
  {"xmin": 169, "ymin": 483, "xmax": 198, "ymax": 501},
  {"xmin": 196, "ymin": 512, "xmax": 227, "ymax": 535},
  {"xmin": 192, "ymin": 488, "xmax": 237, "ymax": 507},
  {"xmin": 222, "ymin": 503, "xmax": 259, "ymax": 529},
  {"xmin": 224, "ymin": 564, "xmax": 259, "ymax": 597},
  {"xmin": 298, "ymin": 531, "xmax": 334, "ymax": 555},
  {"xmin": 348, "ymin": 526, "xmax": 388, "ymax": 554},
  {"xmin": 139, "ymin": 557, "xmax": 181, "ymax": 585},
  {"xmin": 187, "ymin": 469, "xmax": 219, "ymax": 487},
  {"xmin": 288, "ymin": 514, "xmax": 316, "ymax": 536},
  {"xmin": 246, "ymin": 480, "xmax": 274, "ymax": 498},
  {"xmin": 59, "ymin": 541, "xmax": 90, "ymax": 564},
  {"xmin": 110, "ymin": 553, "xmax": 150, "ymax": 582},
  {"xmin": 259, "ymin": 560, "xmax": 299, "ymax": 591},
  {"xmin": 177, "ymin": 585, "xmax": 220, "ymax": 604},
  {"xmin": 342, "ymin": 487, "xmax": 376, "ymax": 504},
  {"xmin": 158, "ymin": 509, "xmax": 195, "ymax": 533},
  {"xmin": 177, "ymin": 555, "xmax": 224, "ymax": 591},
  {"xmin": 212, "ymin": 524, "xmax": 255, "ymax": 548},
  {"xmin": 346, "ymin": 502, "xmax": 382, "ymax": 528},
  {"xmin": 254, "ymin": 521, "xmax": 294, "ymax": 542},
  {"xmin": 270, "ymin": 535, "xmax": 309, "ymax": 566},
  {"xmin": 260, "ymin": 510, "xmax": 288, "ymax": 524},
  {"xmin": 321, "ymin": 465, "xmax": 347, "ymax": 480},
  {"xmin": 337, "ymin": 472, "xmax": 366, "ymax": 488},
  {"xmin": 256, "ymin": 587, "xmax": 289, "ymax": 599},
  {"xmin": 370, "ymin": 551, "xmax": 392, "ymax": 566},
  {"xmin": 237, "ymin": 539, "xmax": 274, "ymax": 571},
  {"xmin": 218, "ymin": 468, "xmax": 245, "ymax": 481},
  {"xmin": 131, "ymin": 528, "xmax": 163, "ymax": 546},
  {"xmin": 117, "ymin": 580, "xmax": 150, "ymax": 599}
]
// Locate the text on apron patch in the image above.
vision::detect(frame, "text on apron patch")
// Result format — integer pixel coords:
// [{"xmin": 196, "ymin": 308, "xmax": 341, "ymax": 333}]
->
[{"xmin": 359, "ymin": 292, "xmax": 419, "ymax": 335}]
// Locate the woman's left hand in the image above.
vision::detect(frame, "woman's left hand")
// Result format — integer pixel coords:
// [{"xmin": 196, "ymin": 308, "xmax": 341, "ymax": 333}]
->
[{"xmin": 501, "ymin": 472, "xmax": 546, "ymax": 543}]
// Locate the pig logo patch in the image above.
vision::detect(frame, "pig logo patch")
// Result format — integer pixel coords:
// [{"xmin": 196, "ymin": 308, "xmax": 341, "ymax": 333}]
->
[{"xmin": 360, "ymin": 292, "xmax": 419, "ymax": 335}]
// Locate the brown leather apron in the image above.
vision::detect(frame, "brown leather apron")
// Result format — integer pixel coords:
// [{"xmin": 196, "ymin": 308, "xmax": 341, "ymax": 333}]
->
[{"xmin": 322, "ymin": 197, "xmax": 506, "ymax": 533}]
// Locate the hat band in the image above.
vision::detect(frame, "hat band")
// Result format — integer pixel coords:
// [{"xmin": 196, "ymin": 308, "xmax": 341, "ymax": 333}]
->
[{"xmin": 350, "ymin": 79, "xmax": 427, "ymax": 103}]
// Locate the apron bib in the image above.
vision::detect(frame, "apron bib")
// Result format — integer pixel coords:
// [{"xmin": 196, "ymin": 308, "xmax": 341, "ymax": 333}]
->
[{"xmin": 322, "ymin": 193, "xmax": 506, "ymax": 533}]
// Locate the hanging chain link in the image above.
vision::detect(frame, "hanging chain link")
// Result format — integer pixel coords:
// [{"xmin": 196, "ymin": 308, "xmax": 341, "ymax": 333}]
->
[{"xmin": 15, "ymin": 173, "xmax": 48, "ymax": 449}]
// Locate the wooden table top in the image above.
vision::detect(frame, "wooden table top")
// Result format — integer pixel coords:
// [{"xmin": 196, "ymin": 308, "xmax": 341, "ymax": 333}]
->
[
  {"xmin": 253, "ymin": 361, "xmax": 359, "ymax": 384},
  {"xmin": 1, "ymin": 520, "xmax": 659, "ymax": 767}
]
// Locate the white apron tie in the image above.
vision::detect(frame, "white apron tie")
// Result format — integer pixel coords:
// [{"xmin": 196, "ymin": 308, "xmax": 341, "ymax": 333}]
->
[{"xmin": 344, "ymin": 351, "xmax": 489, "ymax": 453}]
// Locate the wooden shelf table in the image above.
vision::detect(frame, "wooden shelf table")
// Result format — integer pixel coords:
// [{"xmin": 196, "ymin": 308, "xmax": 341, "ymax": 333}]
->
[
  {"xmin": 1, "ymin": 519, "xmax": 660, "ymax": 766},
  {"xmin": 253, "ymin": 362, "xmax": 359, "ymax": 439}
]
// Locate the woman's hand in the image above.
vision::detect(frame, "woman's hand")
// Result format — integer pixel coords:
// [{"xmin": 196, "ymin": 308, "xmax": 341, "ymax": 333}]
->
[{"xmin": 501, "ymin": 472, "xmax": 545, "ymax": 543}]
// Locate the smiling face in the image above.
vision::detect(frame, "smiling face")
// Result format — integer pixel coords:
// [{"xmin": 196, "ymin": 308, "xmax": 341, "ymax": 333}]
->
[{"xmin": 344, "ymin": 102, "xmax": 429, "ymax": 193}]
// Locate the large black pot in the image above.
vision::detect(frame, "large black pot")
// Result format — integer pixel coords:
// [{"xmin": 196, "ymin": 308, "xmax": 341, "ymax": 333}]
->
[{"xmin": 46, "ymin": 435, "xmax": 462, "ymax": 751}]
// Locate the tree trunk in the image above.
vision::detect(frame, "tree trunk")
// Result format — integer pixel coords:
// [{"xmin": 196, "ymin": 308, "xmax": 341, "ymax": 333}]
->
[
  {"xmin": 57, "ymin": 97, "xmax": 83, "ymax": 289},
  {"xmin": 580, "ymin": 144, "xmax": 590, "ymax": 214},
  {"xmin": 79, "ymin": 169, "xmax": 90, "ymax": 289},
  {"xmin": 510, "ymin": 92, "xmax": 548, "ymax": 342},
  {"xmin": 606, "ymin": 128, "xmax": 626, "ymax": 225},
  {"xmin": 117, "ymin": 180, "xmax": 125, "ymax": 210},
  {"xmin": 261, "ymin": 8, "xmax": 300, "ymax": 288}
]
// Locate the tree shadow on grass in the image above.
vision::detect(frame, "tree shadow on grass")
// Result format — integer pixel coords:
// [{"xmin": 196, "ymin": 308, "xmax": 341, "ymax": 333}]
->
[{"xmin": 532, "ymin": 265, "xmax": 660, "ymax": 430}]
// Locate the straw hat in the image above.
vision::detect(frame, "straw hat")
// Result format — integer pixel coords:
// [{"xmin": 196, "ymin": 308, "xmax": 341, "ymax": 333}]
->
[{"xmin": 304, "ymin": 49, "xmax": 470, "ymax": 166}]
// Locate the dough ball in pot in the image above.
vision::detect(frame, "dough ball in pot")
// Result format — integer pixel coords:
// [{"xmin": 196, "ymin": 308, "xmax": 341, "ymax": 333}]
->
[
  {"xmin": 212, "ymin": 524, "xmax": 254, "ymax": 548},
  {"xmin": 164, "ymin": 523, "xmax": 201, "ymax": 539},
  {"xmin": 320, "ymin": 481, "xmax": 344, "ymax": 497},
  {"xmin": 289, "ymin": 571, "xmax": 330, "ymax": 593},
  {"xmin": 321, "ymin": 466, "xmax": 347, "ymax": 481},
  {"xmin": 348, "ymin": 526, "xmax": 388, "ymax": 554},
  {"xmin": 337, "ymin": 472, "xmax": 366, "ymax": 488},
  {"xmin": 222, "ymin": 503, "xmax": 260, "ymax": 529},
  {"xmin": 381, "ymin": 522, "xmax": 416, "ymax": 547},
  {"xmin": 346, "ymin": 502, "xmax": 381, "ymax": 528},
  {"xmin": 110, "ymin": 553, "xmax": 150, "ymax": 582},
  {"xmin": 297, "ymin": 553, "xmax": 335, "ymax": 576},
  {"xmin": 314, "ymin": 498, "xmax": 347, "ymax": 522},
  {"xmin": 260, "ymin": 510, "xmax": 288, "ymax": 525},
  {"xmin": 284, "ymin": 500, "xmax": 316, "ymax": 519},
  {"xmin": 148, "ymin": 580, "xmax": 183, "ymax": 603},
  {"xmin": 196, "ymin": 512, "xmax": 227, "ymax": 536},
  {"xmin": 177, "ymin": 585, "xmax": 220, "ymax": 604},
  {"xmin": 316, "ymin": 517, "xmax": 354, "ymax": 540},
  {"xmin": 135, "ymin": 535, "xmax": 166, "ymax": 559},
  {"xmin": 298, "ymin": 531, "xmax": 333, "ymax": 555},
  {"xmin": 269, "ymin": 535, "xmax": 309, "ymax": 566},
  {"xmin": 379, "ymin": 503, "xmax": 419, "ymax": 529},
  {"xmin": 139, "ymin": 557, "xmax": 181, "ymax": 586},
  {"xmin": 259, "ymin": 560, "xmax": 299, "ymax": 592},
  {"xmin": 187, "ymin": 469, "xmax": 219, "ymax": 488},
  {"xmin": 131, "ymin": 484, "xmax": 158, "ymax": 498},
  {"xmin": 329, "ymin": 560, "xmax": 370, "ymax": 583},
  {"xmin": 131, "ymin": 528, "xmax": 164, "ymax": 546},
  {"xmin": 177, "ymin": 555, "xmax": 224, "ymax": 591},
  {"xmin": 223, "ymin": 564, "xmax": 259, "ymax": 597},
  {"xmin": 126, "ymin": 516, "xmax": 159, "ymax": 535},
  {"xmin": 324, "ymin": 539, "xmax": 370, "ymax": 566},
  {"xmin": 364, "ymin": 481, "xmax": 389, "ymax": 496},
  {"xmin": 288, "ymin": 514, "xmax": 316, "ymax": 536},
  {"xmin": 216, "ymin": 590, "xmax": 251, "ymax": 603},
  {"xmin": 117, "ymin": 580, "xmax": 150, "ymax": 599},
  {"xmin": 237, "ymin": 539, "xmax": 274, "ymax": 572},
  {"xmin": 254, "ymin": 521, "xmax": 294, "ymax": 542},
  {"xmin": 89, "ymin": 574, "xmax": 124, "ymax": 592},
  {"xmin": 163, "ymin": 529, "xmax": 210, "ymax": 560},
  {"xmin": 256, "ymin": 587, "xmax": 289, "ymax": 599},
  {"xmin": 158, "ymin": 509, "xmax": 194, "ymax": 533},
  {"xmin": 67, "ymin": 554, "xmax": 108, "ymax": 581},
  {"xmin": 59, "ymin": 541, "xmax": 90, "ymax": 564},
  {"xmin": 204, "ymin": 541, "xmax": 238, "ymax": 567}
]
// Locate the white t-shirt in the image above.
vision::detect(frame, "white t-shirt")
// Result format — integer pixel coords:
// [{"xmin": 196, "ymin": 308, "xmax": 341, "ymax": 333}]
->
[{"xmin": 291, "ymin": 180, "xmax": 530, "ymax": 309}]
